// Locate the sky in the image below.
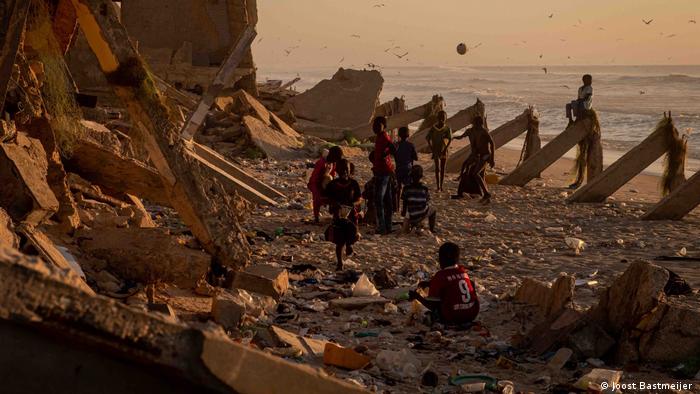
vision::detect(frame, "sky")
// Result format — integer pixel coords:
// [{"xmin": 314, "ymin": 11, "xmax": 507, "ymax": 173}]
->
[{"xmin": 254, "ymin": 0, "xmax": 700, "ymax": 69}]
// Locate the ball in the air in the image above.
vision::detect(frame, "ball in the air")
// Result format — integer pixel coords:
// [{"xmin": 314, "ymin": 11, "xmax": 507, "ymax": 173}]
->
[{"xmin": 457, "ymin": 43, "xmax": 467, "ymax": 55}]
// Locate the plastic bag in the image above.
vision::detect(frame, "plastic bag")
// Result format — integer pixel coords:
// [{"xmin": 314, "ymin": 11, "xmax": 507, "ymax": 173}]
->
[{"xmin": 352, "ymin": 274, "xmax": 380, "ymax": 297}]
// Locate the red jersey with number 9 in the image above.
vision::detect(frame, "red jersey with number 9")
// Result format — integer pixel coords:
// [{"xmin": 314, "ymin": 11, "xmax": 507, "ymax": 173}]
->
[{"xmin": 428, "ymin": 265, "xmax": 480, "ymax": 324}]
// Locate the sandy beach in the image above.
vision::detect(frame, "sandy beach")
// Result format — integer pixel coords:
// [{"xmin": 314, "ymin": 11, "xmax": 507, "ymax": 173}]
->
[{"xmin": 194, "ymin": 144, "xmax": 700, "ymax": 392}]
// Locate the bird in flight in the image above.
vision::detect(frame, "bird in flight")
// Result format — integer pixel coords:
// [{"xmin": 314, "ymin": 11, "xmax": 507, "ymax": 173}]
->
[
  {"xmin": 542, "ymin": 67, "xmax": 548, "ymax": 74},
  {"xmin": 350, "ymin": 34, "xmax": 361, "ymax": 38},
  {"xmin": 539, "ymin": 54, "xmax": 544, "ymax": 59},
  {"xmin": 561, "ymin": 85, "xmax": 570, "ymax": 89},
  {"xmin": 667, "ymin": 34, "xmax": 677, "ymax": 38},
  {"xmin": 373, "ymin": 3, "xmax": 385, "ymax": 7},
  {"xmin": 548, "ymin": 13, "xmax": 554, "ymax": 18},
  {"xmin": 639, "ymin": 90, "xmax": 646, "ymax": 95},
  {"xmin": 643, "ymin": 19, "xmax": 653, "ymax": 25},
  {"xmin": 690, "ymin": 19, "xmax": 697, "ymax": 24},
  {"xmin": 393, "ymin": 52, "xmax": 409, "ymax": 59}
]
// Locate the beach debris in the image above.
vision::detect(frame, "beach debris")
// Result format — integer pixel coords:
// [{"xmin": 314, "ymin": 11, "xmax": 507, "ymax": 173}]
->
[
  {"xmin": 323, "ymin": 343, "xmax": 372, "ymax": 370},
  {"xmin": 421, "ymin": 370, "xmax": 439, "ymax": 387},
  {"xmin": 330, "ymin": 296, "xmax": 390, "ymax": 311},
  {"xmin": 376, "ymin": 349, "xmax": 422, "ymax": 378},
  {"xmin": 0, "ymin": 133, "xmax": 59, "ymax": 225},
  {"xmin": 352, "ymin": 274, "xmax": 380, "ymax": 297},
  {"xmin": 484, "ymin": 214, "xmax": 497, "ymax": 223},
  {"xmin": 574, "ymin": 369, "xmax": 622, "ymax": 391},
  {"xmin": 0, "ymin": 209, "xmax": 18, "ymax": 249},
  {"xmin": 373, "ymin": 268, "xmax": 398, "ymax": 289},
  {"xmin": 547, "ymin": 347, "xmax": 573, "ymax": 371},
  {"xmin": 231, "ymin": 264, "xmax": 289, "ymax": 300},
  {"xmin": 565, "ymin": 237, "xmax": 586, "ymax": 255},
  {"xmin": 514, "ymin": 274, "xmax": 574, "ymax": 317}
]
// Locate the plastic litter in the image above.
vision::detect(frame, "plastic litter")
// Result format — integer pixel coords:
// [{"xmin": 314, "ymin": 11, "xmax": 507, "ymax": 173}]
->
[{"xmin": 352, "ymin": 274, "xmax": 380, "ymax": 297}]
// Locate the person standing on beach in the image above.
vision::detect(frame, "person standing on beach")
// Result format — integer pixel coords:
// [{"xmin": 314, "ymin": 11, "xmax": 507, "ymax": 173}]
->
[
  {"xmin": 395, "ymin": 126, "xmax": 418, "ymax": 203},
  {"xmin": 324, "ymin": 159, "xmax": 362, "ymax": 270},
  {"xmin": 453, "ymin": 116, "xmax": 494, "ymax": 204},
  {"xmin": 307, "ymin": 146, "xmax": 343, "ymax": 223},
  {"xmin": 426, "ymin": 111, "xmax": 452, "ymax": 192},
  {"xmin": 372, "ymin": 116, "xmax": 396, "ymax": 235},
  {"xmin": 566, "ymin": 74, "xmax": 593, "ymax": 122}
]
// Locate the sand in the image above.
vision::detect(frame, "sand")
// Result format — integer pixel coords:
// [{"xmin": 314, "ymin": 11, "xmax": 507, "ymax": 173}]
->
[{"xmin": 205, "ymin": 145, "xmax": 700, "ymax": 392}]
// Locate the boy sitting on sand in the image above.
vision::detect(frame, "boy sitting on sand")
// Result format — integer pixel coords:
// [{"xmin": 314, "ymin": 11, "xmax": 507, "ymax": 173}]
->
[
  {"xmin": 409, "ymin": 242, "xmax": 480, "ymax": 326},
  {"xmin": 401, "ymin": 165, "xmax": 437, "ymax": 233},
  {"xmin": 395, "ymin": 126, "xmax": 418, "ymax": 202},
  {"xmin": 566, "ymin": 74, "xmax": 593, "ymax": 122}
]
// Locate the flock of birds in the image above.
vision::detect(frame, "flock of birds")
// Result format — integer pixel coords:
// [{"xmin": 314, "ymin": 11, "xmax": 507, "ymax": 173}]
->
[{"xmin": 268, "ymin": 5, "xmax": 696, "ymax": 73}]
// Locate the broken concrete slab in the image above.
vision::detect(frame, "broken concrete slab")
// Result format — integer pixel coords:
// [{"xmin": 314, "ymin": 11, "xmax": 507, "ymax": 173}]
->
[
  {"xmin": 77, "ymin": 227, "xmax": 211, "ymax": 289},
  {"xmin": 242, "ymin": 115, "xmax": 303, "ymax": 160},
  {"xmin": 568, "ymin": 118, "xmax": 674, "ymax": 203},
  {"xmin": 643, "ymin": 170, "xmax": 700, "ymax": 220},
  {"xmin": 500, "ymin": 117, "xmax": 594, "ymax": 186},
  {"xmin": 329, "ymin": 296, "xmax": 390, "ymax": 311},
  {"xmin": 0, "ymin": 208, "xmax": 18, "ymax": 249},
  {"xmin": 18, "ymin": 224, "xmax": 94, "ymax": 295},
  {"xmin": 636, "ymin": 297, "xmax": 700, "ymax": 364},
  {"xmin": 410, "ymin": 99, "xmax": 486, "ymax": 153},
  {"xmin": 263, "ymin": 325, "xmax": 331, "ymax": 359},
  {"xmin": 285, "ymin": 68, "xmax": 383, "ymax": 130},
  {"xmin": 588, "ymin": 260, "xmax": 669, "ymax": 338},
  {"xmin": 211, "ymin": 289, "xmax": 248, "ymax": 330},
  {"xmin": 349, "ymin": 95, "xmax": 444, "ymax": 140},
  {"xmin": 445, "ymin": 108, "xmax": 531, "ymax": 173},
  {"xmin": 64, "ymin": 129, "xmax": 171, "ymax": 207},
  {"xmin": 0, "ymin": 133, "xmax": 59, "ymax": 225},
  {"xmin": 231, "ymin": 264, "xmax": 289, "ymax": 300},
  {"xmin": 0, "ymin": 246, "xmax": 367, "ymax": 394},
  {"xmin": 514, "ymin": 274, "xmax": 574, "ymax": 317}
]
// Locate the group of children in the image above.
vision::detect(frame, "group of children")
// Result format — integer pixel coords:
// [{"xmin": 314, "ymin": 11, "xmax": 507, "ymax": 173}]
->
[{"xmin": 302, "ymin": 74, "xmax": 594, "ymax": 326}]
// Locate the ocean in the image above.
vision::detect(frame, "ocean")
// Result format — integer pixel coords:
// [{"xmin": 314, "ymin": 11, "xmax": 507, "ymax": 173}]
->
[{"xmin": 260, "ymin": 65, "xmax": 700, "ymax": 172}]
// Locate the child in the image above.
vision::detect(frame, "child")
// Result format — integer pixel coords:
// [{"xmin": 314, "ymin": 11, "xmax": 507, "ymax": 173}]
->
[
  {"xmin": 325, "ymin": 159, "xmax": 362, "ymax": 225},
  {"xmin": 372, "ymin": 116, "xmax": 396, "ymax": 234},
  {"xmin": 452, "ymin": 116, "xmax": 494, "ymax": 203},
  {"xmin": 401, "ymin": 165, "xmax": 437, "ymax": 233},
  {"xmin": 426, "ymin": 110, "xmax": 452, "ymax": 192},
  {"xmin": 409, "ymin": 242, "xmax": 480, "ymax": 326},
  {"xmin": 307, "ymin": 146, "xmax": 343, "ymax": 223},
  {"xmin": 395, "ymin": 126, "xmax": 418, "ymax": 202},
  {"xmin": 566, "ymin": 74, "xmax": 593, "ymax": 122}
]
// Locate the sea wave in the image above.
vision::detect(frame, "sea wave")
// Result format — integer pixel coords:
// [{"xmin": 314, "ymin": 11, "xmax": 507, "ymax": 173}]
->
[{"xmin": 615, "ymin": 74, "xmax": 700, "ymax": 84}]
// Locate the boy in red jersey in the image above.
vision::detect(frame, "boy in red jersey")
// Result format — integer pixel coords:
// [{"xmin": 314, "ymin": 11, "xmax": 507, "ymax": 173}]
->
[{"xmin": 409, "ymin": 242, "xmax": 479, "ymax": 326}]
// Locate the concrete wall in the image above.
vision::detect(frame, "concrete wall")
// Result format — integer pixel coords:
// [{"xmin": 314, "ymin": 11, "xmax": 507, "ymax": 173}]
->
[{"xmin": 121, "ymin": 0, "xmax": 233, "ymax": 66}]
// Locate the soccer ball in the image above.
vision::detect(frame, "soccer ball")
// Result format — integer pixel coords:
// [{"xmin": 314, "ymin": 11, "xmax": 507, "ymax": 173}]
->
[{"xmin": 457, "ymin": 43, "xmax": 468, "ymax": 55}]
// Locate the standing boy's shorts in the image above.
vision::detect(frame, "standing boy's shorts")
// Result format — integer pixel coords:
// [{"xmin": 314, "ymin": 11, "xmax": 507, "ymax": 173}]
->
[{"xmin": 396, "ymin": 167, "xmax": 412, "ymax": 186}]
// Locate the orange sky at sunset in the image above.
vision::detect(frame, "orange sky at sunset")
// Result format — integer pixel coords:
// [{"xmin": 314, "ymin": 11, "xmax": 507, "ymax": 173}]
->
[{"xmin": 254, "ymin": 0, "xmax": 700, "ymax": 68}]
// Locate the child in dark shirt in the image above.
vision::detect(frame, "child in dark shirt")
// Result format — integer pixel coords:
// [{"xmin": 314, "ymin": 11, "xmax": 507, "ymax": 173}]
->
[
  {"xmin": 409, "ymin": 242, "xmax": 480, "ymax": 326},
  {"xmin": 324, "ymin": 159, "xmax": 361, "ymax": 270},
  {"xmin": 395, "ymin": 126, "xmax": 418, "ymax": 201}
]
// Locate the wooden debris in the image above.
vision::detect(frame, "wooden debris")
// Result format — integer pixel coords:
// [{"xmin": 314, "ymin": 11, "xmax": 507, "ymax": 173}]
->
[{"xmin": 231, "ymin": 264, "xmax": 289, "ymax": 300}]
